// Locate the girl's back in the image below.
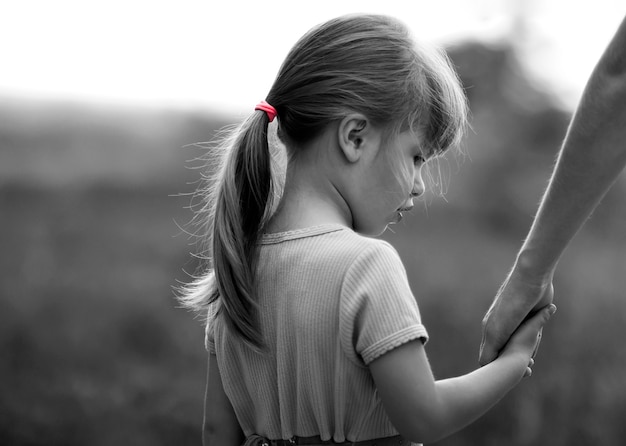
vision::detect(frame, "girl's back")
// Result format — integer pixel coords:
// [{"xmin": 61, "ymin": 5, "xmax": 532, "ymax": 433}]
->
[{"xmin": 207, "ymin": 225, "xmax": 427, "ymax": 442}]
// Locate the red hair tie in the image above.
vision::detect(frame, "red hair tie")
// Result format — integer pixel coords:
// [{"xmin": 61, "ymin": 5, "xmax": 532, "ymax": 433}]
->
[{"xmin": 255, "ymin": 100, "xmax": 277, "ymax": 122}]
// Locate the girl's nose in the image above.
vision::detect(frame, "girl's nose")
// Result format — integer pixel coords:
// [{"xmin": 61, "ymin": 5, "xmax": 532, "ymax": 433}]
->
[{"xmin": 411, "ymin": 171, "xmax": 425, "ymax": 197}]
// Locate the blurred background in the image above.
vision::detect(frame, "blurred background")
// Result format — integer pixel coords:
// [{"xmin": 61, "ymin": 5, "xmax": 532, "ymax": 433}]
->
[{"xmin": 2, "ymin": 1, "xmax": 626, "ymax": 445}]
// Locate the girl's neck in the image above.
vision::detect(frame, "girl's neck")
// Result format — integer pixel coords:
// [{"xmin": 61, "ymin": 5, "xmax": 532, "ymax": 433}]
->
[{"xmin": 266, "ymin": 147, "xmax": 352, "ymax": 234}]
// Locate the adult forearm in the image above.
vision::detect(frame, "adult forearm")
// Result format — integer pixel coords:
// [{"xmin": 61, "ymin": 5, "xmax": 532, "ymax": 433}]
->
[{"xmin": 518, "ymin": 15, "xmax": 626, "ymax": 274}]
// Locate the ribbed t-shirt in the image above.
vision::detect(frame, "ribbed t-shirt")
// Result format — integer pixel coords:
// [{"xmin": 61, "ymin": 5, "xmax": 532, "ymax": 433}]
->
[{"xmin": 205, "ymin": 224, "xmax": 428, "ymax": 444}]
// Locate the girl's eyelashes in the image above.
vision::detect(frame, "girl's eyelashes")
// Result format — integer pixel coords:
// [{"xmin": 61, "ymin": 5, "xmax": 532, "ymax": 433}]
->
[{"xmin": 413, "ymin": 154, "xmax": 425, "ymax": 165}]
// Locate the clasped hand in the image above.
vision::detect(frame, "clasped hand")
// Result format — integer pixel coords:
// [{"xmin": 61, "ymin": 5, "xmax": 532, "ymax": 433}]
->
[{"xmin": 479, "ymin": 264, "xmax": 555, "ymax": 367}]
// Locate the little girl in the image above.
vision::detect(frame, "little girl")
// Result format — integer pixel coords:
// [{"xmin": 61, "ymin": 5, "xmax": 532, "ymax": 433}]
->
[{"xmin": 180, "ymin": 13, "xmax": 556, "ymax": 446}]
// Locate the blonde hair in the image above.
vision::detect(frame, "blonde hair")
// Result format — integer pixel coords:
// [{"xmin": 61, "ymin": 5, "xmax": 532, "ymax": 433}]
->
[{"xmin": 178, "ymin": 14, "xmax": 468, "ymax": 351}]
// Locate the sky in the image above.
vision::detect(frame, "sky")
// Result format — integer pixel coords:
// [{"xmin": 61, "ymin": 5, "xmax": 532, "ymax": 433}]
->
[{"xmin": 1, "ymin": 0, "xmax": 625, "ymax": 113}]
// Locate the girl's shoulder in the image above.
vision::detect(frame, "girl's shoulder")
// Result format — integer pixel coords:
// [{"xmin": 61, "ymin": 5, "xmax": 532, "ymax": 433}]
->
[
  {"xmin": 260, "ymin": 223, "xmax": 401, "ymax": 270},
  {"xmin": 306, "ymin": 225, "xmax": 402, "ymax": 272}
]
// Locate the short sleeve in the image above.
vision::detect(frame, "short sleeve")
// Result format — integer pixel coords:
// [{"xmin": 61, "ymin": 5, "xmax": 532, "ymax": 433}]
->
[
  {"xmin": 339, "ymin": 241, "xmax": 428, "ymax": 366},
  {"xmin": 204, "ymin": 300, "xmax": 219, "ymax": 355}
]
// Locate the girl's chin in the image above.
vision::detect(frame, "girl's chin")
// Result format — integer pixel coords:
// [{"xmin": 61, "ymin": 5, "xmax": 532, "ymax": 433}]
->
[
  {"xmin": 356, "ymin": 213, "xmax": 403, "ymax": 236},
  {"xmin": 371, "ymin": 212, "xmax": 403, "ymax": 236}
]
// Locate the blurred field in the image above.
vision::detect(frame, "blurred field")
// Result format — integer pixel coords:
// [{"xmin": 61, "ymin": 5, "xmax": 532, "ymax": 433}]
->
[{"xmin": 2, "ymin": 41, "xmax": 626, "ymax": 446}]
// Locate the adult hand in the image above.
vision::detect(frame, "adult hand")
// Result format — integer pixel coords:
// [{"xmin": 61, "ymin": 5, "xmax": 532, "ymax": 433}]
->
[{"xmin": 479, "ymin": 265, "xmax": 554, "ymax": 366}]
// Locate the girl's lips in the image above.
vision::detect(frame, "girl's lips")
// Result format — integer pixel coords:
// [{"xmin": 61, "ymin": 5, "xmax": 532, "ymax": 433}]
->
[
  {"xmin": 390, "ymin": 206, "xmax": 413, "ymax": 225},
  {"xmin": 391, "ymin": 211, "xmax": 404, "ymax": 224},
  {"xmin": 391, "ymin": 206, "xmax": 413, "ymax": 224}
]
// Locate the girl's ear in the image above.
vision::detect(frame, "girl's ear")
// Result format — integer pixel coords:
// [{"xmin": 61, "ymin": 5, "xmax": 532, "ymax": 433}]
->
[{"xmin": 337, "ymin": 114, "xmax": 370, "ymax": 163}]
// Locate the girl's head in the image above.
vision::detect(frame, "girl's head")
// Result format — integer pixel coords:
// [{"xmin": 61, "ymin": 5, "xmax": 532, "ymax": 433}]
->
[
  {"xmin": 266, "ymin": 14, "xmax": 468, "ymax": 235},
  {"xmin": 180, "ymin": 14, "xmax": 468, "ymax": 350},
  {"xmin": 267, "ymin": 13, "xmax": 467, "ymax": 159}
]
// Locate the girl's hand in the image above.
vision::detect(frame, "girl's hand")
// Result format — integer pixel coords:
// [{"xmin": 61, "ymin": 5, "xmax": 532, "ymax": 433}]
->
[
  {"xmin": 479, "ymin": 265, "xmax": 554, "ymax": 366},
  {"xmin": 498, "ymin": 304, "xmax": 557, "ymax": 375}
]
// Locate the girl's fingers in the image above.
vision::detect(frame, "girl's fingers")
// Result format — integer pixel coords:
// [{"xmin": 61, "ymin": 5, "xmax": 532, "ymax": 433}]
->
[
  {"xmin": 522, "ymin": 308, "xmax": 553, "ymax": 379},
  {"xmin": 531, "ymin": 328, "xmax": 543, "ymax": 359},
  {"xmin": 524, "ymin": 358, "xmax": 535, "ymax": 378}
]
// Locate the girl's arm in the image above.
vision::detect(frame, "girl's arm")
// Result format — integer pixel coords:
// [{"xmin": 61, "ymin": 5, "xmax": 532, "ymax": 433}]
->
[
  {"xmin": 479, "ymin": 14, "xmax": 626, "ymax": 365},
  {"xmin": 202, "ymin": 353, "xmax": 244, "ymax": 446},
  {"xmin": 369, "ymin": 305, "xmax": 555, "ymax": 444}
]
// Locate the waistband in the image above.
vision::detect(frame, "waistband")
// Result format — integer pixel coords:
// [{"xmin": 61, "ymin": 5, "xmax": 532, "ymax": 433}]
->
[{"xmin": 243, "ymin": 434, "xmax": 409, "ymax": 446}]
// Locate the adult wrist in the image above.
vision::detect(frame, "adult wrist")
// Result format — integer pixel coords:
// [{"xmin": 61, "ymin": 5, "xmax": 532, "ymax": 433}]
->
[{"xmin": 513, "ymin": 248, "xmax": 556, "ymax": 284}]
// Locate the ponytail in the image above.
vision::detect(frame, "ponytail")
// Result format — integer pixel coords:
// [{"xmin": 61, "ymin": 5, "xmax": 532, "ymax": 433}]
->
[
  {"xmin": 213, "ymin": 109, "xmax": 274, "ymax": 350},
  {"xmin": 178, "ymin": 108, "xmax": 275, "ymax": 351}
]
